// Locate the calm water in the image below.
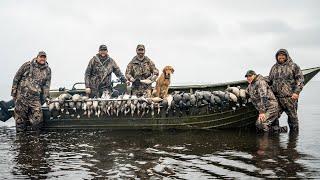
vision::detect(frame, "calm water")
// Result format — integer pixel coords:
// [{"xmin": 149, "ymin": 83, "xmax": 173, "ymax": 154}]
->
[{"xmin": 0, "ymin": 81, "xmax": 319, "ymax": 179}]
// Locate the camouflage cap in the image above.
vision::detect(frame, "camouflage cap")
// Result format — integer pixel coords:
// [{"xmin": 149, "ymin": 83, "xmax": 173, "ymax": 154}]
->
[
  {"xmin": 99, "ymin": 44, "xmax": 108, "ymax": 51},
  {"xmin": 37, "ymin": 51, "xmax": 47, "ymax": 57},
  {"xmin": 136, "ymin": 44, "xmax": 145, "ymax": 50},
  {"xmin": 276, "ymin": 49, "xmax": 288, "ymax": 57},
  {"xmin": 245, "ymin": 70, "xmax": 256, "ymax": 77}
]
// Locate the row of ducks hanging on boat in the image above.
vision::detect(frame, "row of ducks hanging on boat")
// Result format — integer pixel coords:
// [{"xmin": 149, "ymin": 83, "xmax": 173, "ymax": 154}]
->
[{"xmin": 46, "ymin": 86, "xmax": 248, "ymax": 119}]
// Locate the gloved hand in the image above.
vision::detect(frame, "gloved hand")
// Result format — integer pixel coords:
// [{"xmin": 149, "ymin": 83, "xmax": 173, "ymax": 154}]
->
[
  {"xmin": 85, "ymin": 88, "xmax": 91, "ymax": 96},
  {"xmin": 129, "ymin": 77, "xmax": 135, "ymax": 82},
  {"xmin": 45, "ymin": 98, "xmax": 51, "ymax": 105},
  {"xmin": 291, "ymin": 93, "xmax": 299, "ymax": 100},
  {"xmin": 258, "ymin": 113, "xmax": 266, "ymax": 122}
]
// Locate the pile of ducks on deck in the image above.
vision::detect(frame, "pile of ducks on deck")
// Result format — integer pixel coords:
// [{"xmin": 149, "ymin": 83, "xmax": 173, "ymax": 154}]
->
[{"xmin": 47, "ymin": 86, "xmax": 248, "ymax": 119}]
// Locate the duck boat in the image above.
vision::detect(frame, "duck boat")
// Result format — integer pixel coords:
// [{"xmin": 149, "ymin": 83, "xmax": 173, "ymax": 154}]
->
[{"xmin": 1, "ymin": 67, "xmax": 319, "ymax": 130}]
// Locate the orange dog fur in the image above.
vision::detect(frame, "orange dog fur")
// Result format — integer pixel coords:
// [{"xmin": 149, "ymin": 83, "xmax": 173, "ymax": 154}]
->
[{"xmin": 153, "ymin": 66, "xmax": 175, "ymax": 98}]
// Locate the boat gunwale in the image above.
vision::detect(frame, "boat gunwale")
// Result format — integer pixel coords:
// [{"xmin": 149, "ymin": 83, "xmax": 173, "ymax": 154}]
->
[{"xmin": 47, "ymin": 66, "xmax": 320, "ymax": 93}]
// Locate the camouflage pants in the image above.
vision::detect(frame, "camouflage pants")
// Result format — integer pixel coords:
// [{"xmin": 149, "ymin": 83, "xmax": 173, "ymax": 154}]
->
[
  {"xmin": 278, "ymin": 97, "xmax": 299, "ymax": 131},
  {"xmin": 256, "ymin": 102, "xmax": 280, "ymax": 132},
  {"xmin": 14, "ymin": 97, "xmax": 43, "ymax": 132}
]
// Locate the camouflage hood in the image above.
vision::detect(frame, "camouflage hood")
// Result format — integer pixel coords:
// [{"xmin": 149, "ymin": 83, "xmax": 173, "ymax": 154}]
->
[{"xmin": 275, "ymin": 49, "xmax": 293, "ymax": 66}]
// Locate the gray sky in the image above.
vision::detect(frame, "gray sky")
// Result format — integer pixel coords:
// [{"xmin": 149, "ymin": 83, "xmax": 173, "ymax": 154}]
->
[{"xmin": 0, "ymin": 0, "xmax": 319, "ymax": 100}]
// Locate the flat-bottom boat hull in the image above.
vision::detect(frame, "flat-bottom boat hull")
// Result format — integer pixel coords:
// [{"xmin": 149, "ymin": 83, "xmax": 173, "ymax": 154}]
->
[{"xmin": 42, "ymin": 67, "xmax": 320, "ymax": 130}]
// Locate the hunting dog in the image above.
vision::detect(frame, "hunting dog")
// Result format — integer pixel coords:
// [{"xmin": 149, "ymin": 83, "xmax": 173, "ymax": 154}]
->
[{"xmin": 153, "ymin": 66, "xmax": 175, "ymax": 98}]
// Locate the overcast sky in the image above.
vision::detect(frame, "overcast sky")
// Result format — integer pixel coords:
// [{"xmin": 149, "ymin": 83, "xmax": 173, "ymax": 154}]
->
[{"xmin": 0, "ymin": 0, "xmax": 319, "ymax": 100}]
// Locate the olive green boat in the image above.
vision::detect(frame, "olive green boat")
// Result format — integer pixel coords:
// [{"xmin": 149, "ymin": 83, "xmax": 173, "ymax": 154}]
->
[{"xmin": 1, "ymin": 67, "xmax": 319, "ymax": 130}]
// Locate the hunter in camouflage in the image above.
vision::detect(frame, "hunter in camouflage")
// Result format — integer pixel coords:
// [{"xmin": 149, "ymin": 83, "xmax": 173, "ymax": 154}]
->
[
  {"xmin": 246, "ymin": 70, "xmax": 287, "ymax": 133},
  {"xmin": 125, "ymin": 44, "xmax": 159, "ymax": 97},
  {"xmin": 85, "ymin": 45, "xmax": 127, "ymax": 98},
  {"xmin": 11, "ymin": 51, "xmax": 51, "ymax": 132},
  {"xmin": 268, "ymin": 49, "xmax": 304, "ymax": 131}
]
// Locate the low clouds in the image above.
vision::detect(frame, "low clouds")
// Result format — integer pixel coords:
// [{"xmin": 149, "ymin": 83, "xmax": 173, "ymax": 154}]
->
[
  {"xmin": 241, "ymin": 20, "xmax": 292, "ymax": 34},
  {"xmin": 0, "ymin": 0, "xmax": 319, "ymax": 100},
  {"xmin": 275, "ymin": 27, "xmax": 320, "ymax": 48},
  {"xmin": 240, "ymin": 19, "xmax": 320, "ymax": 49}
]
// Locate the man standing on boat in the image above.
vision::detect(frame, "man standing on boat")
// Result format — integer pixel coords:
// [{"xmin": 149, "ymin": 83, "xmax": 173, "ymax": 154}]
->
[
  {"xmin": 11, "ymin": 51, "xmax": 51, "ymax": 132},
  {"xmin": 245, "ymin": 70, "xmax": 287, "ymax": 133},
  {"xmin": 85, "ymin": 45, "xmax": 127, "ymax": 98},
  {"xmin": 268, "ymin": 49, "xmax": 304, "ymax": 132},
  {"xmin": 125, "ymin": 44, "xmax": 159, "ymax": 97}
]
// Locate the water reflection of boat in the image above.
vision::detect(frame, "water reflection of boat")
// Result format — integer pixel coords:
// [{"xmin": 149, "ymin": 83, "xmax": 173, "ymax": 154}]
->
[{"xmin": 1, "ymin": 67, "xmax": 319, "ymax": 130}]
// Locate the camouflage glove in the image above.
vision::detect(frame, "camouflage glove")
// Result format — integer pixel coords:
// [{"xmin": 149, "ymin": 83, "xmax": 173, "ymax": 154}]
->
[
  {"xmin": 150, "ymin": 75, "xmax": 158, "ymax": 82},
  {"xmin": 129, "ymin": 77, "xmax": 135, "ymax": 82}
]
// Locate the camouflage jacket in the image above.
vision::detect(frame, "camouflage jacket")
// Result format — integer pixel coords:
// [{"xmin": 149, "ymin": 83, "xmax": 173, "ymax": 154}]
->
[
  {"xmin": 268, "ymin": 49, "xmax": 304, "ymax": 98},
  {"xmin": 85, "ymin": 55, "xmax": 126, "ymax": 90},
  {"xmin": 11, "ymin": 59, "xmax": 51, "ymax": 100},
  {"xmin": 247, "ymin": 74, "xmax": 278, "ymax": 113},
  {"xmin": 125, "ymin": 56, "xmax": 159, "ymax": 81}
]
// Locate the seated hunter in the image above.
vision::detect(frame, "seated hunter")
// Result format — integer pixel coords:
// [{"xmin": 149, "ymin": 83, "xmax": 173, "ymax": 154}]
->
[
  {"xmin": 85, "ymin": 45, "xmax": 127, "ymax": 98},
  {"xmin": 245, "ymin": 70, "xmax": 287, "ymax": 133}
]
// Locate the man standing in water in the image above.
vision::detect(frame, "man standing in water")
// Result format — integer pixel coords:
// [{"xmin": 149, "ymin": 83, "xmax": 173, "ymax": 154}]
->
[
  {"xmin": 85, "ymin": 45, "xmax": 127, "ymax": 98},
  {"xmin": 11, "ymin": 51, "xmax": 51, "ymax": 132},
  {"xmin": 125, "ymin": 44, "xmax": 159, "ymax": 97},
  {"xmin": 246, "ymin": 70, "xmax": 287, "ymax": 133},
  {"xmin": 269, "ymin": 49, "xmax": 304, "ymax": 132}
]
